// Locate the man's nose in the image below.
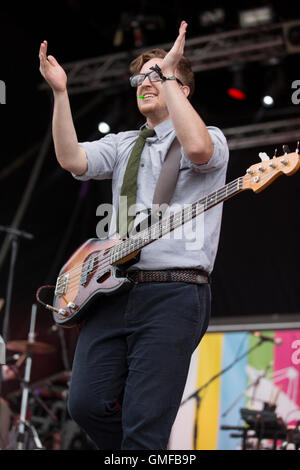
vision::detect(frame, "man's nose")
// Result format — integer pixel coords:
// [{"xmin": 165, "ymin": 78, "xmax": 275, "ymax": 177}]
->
[{"xmin": 142, "ymin": 74, "xmax": 152, "ymax": 86}]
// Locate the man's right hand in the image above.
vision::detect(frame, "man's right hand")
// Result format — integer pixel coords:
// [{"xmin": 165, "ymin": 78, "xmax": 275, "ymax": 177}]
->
[
  {"xmin": 39, "ymin": 40, "xmax": 88, "ymax": 176},
  {"xmin": 39, "ymin": 40, "xmax": 67, "ymax": 93}
]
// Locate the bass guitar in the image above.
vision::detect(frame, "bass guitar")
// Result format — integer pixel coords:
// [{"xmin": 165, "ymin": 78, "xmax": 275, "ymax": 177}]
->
[{"xmin": 36, "ymin": 148, "xmax": 300, "ymax": 327}]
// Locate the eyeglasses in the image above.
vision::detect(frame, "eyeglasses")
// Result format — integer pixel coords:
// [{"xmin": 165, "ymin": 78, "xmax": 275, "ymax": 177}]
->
[{"xmin": 129, "ymin": 70, "xmax": 183, "ymax": 88}]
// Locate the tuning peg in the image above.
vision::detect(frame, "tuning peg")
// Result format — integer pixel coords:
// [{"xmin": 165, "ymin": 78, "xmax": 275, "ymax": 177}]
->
[
  {"xmin": 296, "ymin": 141, "xmax": 299, "ymax": 154},
  {"xmin": 258, "ymin": 152, "xmax": 270, "ymax": 161},
  {"xmin": 282, "ymin": 145, "xmax": 290, "ymax": 155},
  {"xmin": 272, "ymin": 148, "xmax": 278, "ymax": 159}
]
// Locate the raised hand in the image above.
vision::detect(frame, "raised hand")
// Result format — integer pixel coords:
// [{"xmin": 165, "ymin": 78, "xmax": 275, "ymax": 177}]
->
[
  {"xmin": 39, "ymin": 41, "xmax": 67, "ymax": 93},
  {"xmin": 161, "ymin": 21, "xmax": 187, "ymax": 75}
]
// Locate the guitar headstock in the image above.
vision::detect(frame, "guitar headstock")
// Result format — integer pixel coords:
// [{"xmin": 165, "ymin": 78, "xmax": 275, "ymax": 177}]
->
[{"xmin": 242, "ymin": 145, "xmax": 300, "ymax": 193}]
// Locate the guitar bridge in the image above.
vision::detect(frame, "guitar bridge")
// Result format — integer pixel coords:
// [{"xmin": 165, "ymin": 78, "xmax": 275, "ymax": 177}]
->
[{"xmin": 55, "ymin": 273, "xmax": 69, "ymax": 297}]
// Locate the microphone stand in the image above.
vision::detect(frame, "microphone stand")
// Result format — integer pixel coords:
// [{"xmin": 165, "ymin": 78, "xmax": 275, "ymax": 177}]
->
[
  {"xmin": 221, "ymin": 363, "xmax": 272, "ymax": 418},
  {"xmin": 180, "ymin": 337, "xmax": 268, "ymax": 450},
  {"xmin": 0, "ymin": 225, "xmax": 34, "ymax": 396},
  {"xmin": 16, "ymin": 304, "xmax": 44, "ymax": 450}
]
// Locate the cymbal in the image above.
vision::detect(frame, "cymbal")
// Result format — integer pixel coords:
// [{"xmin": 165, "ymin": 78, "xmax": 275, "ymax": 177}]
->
[{"xmin": 6, "ymin": 340, "xmax": 56, "ymax": 355}]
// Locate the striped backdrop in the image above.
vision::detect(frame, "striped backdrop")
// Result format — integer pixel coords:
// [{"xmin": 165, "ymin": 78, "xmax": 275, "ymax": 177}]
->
[{"xmin": 169, "ymin": 330, "xmax": 300, "ymax": 450}]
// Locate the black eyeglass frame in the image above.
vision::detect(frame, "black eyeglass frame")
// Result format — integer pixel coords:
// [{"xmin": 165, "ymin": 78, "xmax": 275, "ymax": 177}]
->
[{"xmin": 129, "ymin": 70, "xmax": 184, "ymax": 88}]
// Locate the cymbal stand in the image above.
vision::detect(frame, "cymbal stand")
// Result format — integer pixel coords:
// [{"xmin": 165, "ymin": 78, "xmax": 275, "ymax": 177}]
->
[
  {"xmin": 21, "ymin": 420, "xmax": 44, "ymax": 450},
  {"xmin": 16, "ymin": 304, "xmax": 43, "ymax": 450},
  {"xmin": 0, "ymin": 225, "xmax": 34, "ymax": 396}
]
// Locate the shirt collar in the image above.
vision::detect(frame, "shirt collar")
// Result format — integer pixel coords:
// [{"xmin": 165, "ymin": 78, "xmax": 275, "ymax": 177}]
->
[{"xmin": 140, "ymin": 119, "xmax": 174, "ymax": 140}]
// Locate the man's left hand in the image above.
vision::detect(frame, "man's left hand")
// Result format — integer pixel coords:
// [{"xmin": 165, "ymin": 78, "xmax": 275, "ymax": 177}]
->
[{"xmin": 161, "ymin": 21, "xmax": 187, "ymax": 75}]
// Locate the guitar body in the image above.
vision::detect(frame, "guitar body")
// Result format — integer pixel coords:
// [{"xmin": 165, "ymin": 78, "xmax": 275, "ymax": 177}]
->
[{"xmin": 53, "ymin": 237, "xmax": 139, "ymax": 327}]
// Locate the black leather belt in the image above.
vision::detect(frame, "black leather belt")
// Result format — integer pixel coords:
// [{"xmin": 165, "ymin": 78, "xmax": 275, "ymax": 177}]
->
[{"xmin": 127, "ymin": 269, "xmax": 209, "ymax": 285}]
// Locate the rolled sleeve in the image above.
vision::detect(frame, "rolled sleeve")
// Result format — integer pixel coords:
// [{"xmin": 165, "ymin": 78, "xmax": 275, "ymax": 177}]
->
[
  {"xmin": 185, "ymin": 126, "xmax": 229, "ymax": 174},
  {"xmin": 72, "ymin": 133, "xmax": 118, "ymax": 181}
]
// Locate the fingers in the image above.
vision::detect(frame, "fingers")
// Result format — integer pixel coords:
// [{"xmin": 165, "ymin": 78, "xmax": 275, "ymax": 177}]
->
[
  {"xmin": 47, "ymin": 55, "xmax": 58, "ymax": 66},
  {"xmin": 169, "ymin": 21, "xmax": 186, "ymax": 57},
  {"xmin": 178, "ymin": 21, "xmax": 187, "ymax": 54},
  {"xmin": 39, "ymin": 41, "xmax": 59, "ymax": 72},
  {"xmin": 179, "ymin": 21, "xmax": 187, "ymax": 45},
  {"xmin": 179, "ymin": 20, "xmax": 187, "ymax": 35},
  {"xmin": 173, "ymin": 21, "xmax": 187, "ymax": 46},
  {"xmin": 39, "ymin": 40, "xmax": 48, "ymax": 62}
]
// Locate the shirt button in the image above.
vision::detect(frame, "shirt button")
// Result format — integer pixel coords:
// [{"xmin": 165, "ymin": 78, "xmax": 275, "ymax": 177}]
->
[{"xmin": 141, "ymin": 163, "xmax": 144, "ymax": 167}]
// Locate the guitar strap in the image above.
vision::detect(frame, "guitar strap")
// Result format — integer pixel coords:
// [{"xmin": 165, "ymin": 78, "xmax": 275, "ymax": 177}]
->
[
  {"xmin": 130, "ymin": 136, "xmax": 182, "ymax": 232},
  {"xmin": 152, "ymin": 136, "xmax": 181, "ymax": 208},
  {"xmin": 141, "ymin": 136, "xmax": 181, "ymax": 231}
]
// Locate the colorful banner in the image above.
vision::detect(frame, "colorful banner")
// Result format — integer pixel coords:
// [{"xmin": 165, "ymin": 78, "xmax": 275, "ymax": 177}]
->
[{"xmin": 169, "ymin": 330, "xmax": 300, "ymax": 450}]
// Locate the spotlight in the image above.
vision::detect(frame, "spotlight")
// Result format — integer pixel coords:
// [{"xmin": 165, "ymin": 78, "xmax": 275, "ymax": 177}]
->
[
  {"xmin": 239, "ymin": 6, "xmax": 274, "ymax": 29},
  {"xmin": 98, "ymin": 122, "xmax": 110, "ymax": 134},
  {"xmin": 261, "ymin": 62, "xmax": 285, "ymax": 108},
  {"xmin": 227, "ymin": 65, "xmax": 247, "ymax": 101},
  {"xmin": 262, "ymin": 95, "xmax": 274, "ymax": 107},
  {"xmin": 227, "ymin": 88, "xmax": 247, "ymax": 101},
  {"xmin": 199, "ymin": 8, "xmax": 225, "ymax": 28}
]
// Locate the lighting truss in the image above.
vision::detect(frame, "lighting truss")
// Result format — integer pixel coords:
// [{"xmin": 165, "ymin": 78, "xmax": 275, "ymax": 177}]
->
[
  {"xmin": 39, "ymin": 20, "xmax": 300, "ymax": 95},
  {"xmin": 224, "ymin": 116, "xmax": 300, "ymax": 151}
]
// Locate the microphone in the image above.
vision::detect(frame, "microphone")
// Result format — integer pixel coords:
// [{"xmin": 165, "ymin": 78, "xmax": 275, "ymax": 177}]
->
[{"xmin": 253, "ymin": 331, "xmax": 282, "ymax": 346}]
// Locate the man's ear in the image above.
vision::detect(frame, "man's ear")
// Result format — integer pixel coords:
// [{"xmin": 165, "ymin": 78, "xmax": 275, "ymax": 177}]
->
[{"xmin": 181, "ymin": 85, "xmax": 190, "ymax": 98}]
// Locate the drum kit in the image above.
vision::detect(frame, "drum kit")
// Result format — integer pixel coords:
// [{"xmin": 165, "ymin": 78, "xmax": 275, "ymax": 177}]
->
[
  {"xmin": 220, "ymin": 404, "xmax": 300, "ymax": 450},
  {"xmin": 0, "ymin": 226, "xmax": 97, "ymax": 450},
  {"xmin": 0, "ymin": 301, "xmax": 94, "ymax": 450}
]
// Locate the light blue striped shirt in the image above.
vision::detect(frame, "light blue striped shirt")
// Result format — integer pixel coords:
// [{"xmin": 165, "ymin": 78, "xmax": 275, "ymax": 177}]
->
[{"xmin": 73, "ymin": 119, "xmax": 229, "ymax": 273}]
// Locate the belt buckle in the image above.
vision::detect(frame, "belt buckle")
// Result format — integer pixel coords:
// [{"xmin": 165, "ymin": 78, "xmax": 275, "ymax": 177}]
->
[{"xmin": 126, "ymin": 271, "xmax": 139, "ymax": 285}]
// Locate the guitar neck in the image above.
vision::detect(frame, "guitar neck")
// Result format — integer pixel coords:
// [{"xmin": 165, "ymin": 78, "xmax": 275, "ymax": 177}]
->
[{"xmin": 110, "ymin": 176, "xmax": 244, "ymax": 264}]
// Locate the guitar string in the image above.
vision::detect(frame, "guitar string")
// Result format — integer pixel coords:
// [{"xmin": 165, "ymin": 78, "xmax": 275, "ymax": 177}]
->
[
  {"xmin": 54, "ymin": 156, "xmax": 293, "ymax": 286},
  {"xmin": 65, "ymin": 164, "xmax": 291, "ymax": 296},
  {"xmin": 61, "ymin": 166, "xmax": 280, "ymax": 297},
  {"xmin": 62, "ymin": 177, "xmax": 251, "ymax": 295},
  {"xmin": 62, "ymin": 176, "xmax": 247, "ymax": 292},
  {"xmin": 62, "ymin": 178, "xmax": 244, "ymax": 293},
  {"xmin": 59, "ymin": 176, "xmax": 241, "ymax": 283},
  {"xmin": 62, "ymin": 176, "xmax": 243, "ymax": 288}
]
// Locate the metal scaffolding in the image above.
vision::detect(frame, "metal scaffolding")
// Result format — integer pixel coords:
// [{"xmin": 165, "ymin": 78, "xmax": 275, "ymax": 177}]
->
[
  {"xmin": 224, "ymin": 116, "xmax": 300, "ymax": 151},
  {"xmin": 38, "ymin": 20, "xmax": 300, "ymax": 151},
  {"xmin": 39, "ymin": 20, "xmax": 300, "ymax": 95}
]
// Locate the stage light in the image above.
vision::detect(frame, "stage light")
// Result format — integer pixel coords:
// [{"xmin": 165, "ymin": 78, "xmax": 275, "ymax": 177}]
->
[
  {"xmin": 227, "ymin": 65, "xmax": 247, "ymax": 101},
  {"xmin": 261, "ymin": 61, "xmax": 285, "ymax": 108},
  {"xmin": 227, "ymin": 88, "xmax": 247, "ymax": 101},
  {"xmin": 98, "ymin": 122, "xmax": 110, "ymax": 134},
  {"xmin": 283, "ymin": 20, "xmax": 300, "ymax": 53},
  {"xmin": 239, "ymin": 6, "xmax": 274, "ymax": 29},
  {"xmin": 199, "ymin": 8, "xmax": 225, "ymax": 28},
  {"xmin": 262, "ymin": 95, "xmax": 274, "ymax": 107}
]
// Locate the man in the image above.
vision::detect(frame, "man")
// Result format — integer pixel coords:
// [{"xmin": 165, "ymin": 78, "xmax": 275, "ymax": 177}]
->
[{"xmin": 39, "ymin": 21, "xmax": 229, "ymax": 450}]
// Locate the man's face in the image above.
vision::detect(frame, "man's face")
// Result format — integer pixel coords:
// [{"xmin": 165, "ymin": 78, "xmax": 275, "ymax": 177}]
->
[{"xmin": 136, "ymin": 58, "xmax": 169, "ymax": 122}]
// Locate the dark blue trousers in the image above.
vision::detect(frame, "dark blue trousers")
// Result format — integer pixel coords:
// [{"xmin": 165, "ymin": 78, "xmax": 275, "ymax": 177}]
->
[{"xmin": 67, "ymin": 281, "xmax": 211, "ymax": 450}]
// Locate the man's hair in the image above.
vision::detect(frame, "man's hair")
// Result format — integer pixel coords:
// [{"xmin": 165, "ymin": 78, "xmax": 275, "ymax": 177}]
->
[{"xmin": 129, "ymin": 48, "xmax": 195, "ymax": 98}]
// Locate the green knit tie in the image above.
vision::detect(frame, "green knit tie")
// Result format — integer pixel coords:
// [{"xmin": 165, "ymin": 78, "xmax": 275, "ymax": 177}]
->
[{"xmin": 117, "ymin": 127, "xmax": 155, "ymax": 238}]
